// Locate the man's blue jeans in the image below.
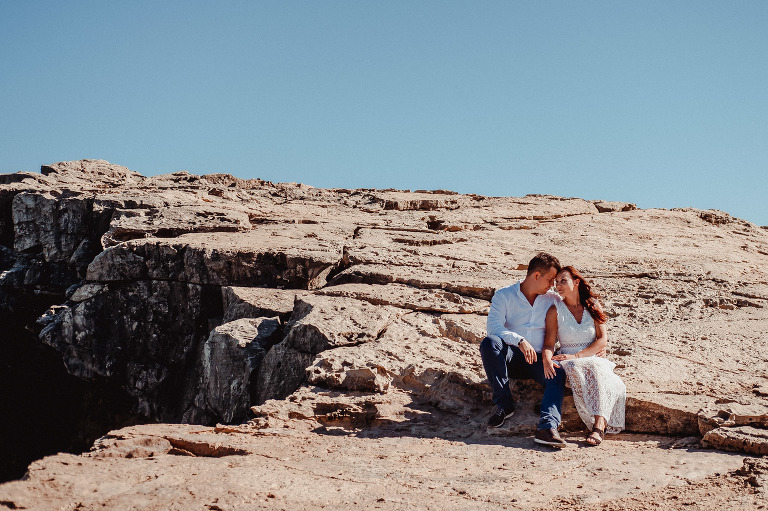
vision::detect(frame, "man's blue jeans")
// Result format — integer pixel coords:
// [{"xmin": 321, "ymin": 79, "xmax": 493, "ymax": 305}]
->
[{"xmin": 479, "ymin": 335, "xmax": 565, "ymax": 430}]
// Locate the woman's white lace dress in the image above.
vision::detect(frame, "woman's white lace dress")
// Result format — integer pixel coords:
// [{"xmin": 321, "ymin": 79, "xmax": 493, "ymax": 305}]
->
[{"xmin": 555, "ymin": 300, "xmax": 625, "ymax": 433}]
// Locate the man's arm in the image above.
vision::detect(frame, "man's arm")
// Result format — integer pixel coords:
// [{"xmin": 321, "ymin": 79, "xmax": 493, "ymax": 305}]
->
[{"xmin": 486, "ymin": 288, "xmax": 524, "ymax": 345}]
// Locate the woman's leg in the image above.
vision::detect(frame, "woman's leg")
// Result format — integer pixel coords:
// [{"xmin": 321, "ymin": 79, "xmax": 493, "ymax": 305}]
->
[
  {"xmin": 586, "ymin": 415, "xmax": 606, "ymax": 445},
  {"xmin": 593, "ymin": 415, "xmax": 607, "ymax": 430}
]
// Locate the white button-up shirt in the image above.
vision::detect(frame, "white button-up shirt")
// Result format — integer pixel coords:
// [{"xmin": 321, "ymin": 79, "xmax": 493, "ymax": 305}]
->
[{"xmin": 486, "ymin": 281, "xmax": 561, "ymax": 352}]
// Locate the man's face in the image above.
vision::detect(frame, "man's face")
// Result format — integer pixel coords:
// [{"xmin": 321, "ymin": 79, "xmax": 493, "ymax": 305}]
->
[{"xmin": 536, "ymin": 267, "xmax": 558, "ymax": 295}]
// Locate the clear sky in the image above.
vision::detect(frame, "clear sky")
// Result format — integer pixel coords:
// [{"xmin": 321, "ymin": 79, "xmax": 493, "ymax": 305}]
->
[{"xmin": 2, "ymin": 1, "xmax": 766, "ymax": 225}]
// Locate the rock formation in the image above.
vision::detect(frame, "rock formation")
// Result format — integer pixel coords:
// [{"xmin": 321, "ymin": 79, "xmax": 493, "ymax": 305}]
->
[{"xmin": 1, "ymin": 159, "xmax": 766, "ymax": 508}]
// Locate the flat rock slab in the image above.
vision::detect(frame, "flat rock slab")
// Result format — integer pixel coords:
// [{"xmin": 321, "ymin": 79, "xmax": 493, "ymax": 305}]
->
[
  {"xmin": 703, "ymin": 425, "xmax": 768, "ymax": 455},
  {"xmin": 316, "ymin": 282, "xmax": 490, "ymax": 314},
  {"xmin": 0, "ymin": 423, "xmax": 761, "ymax": 510},
  {"xmin": 222, "ymin": 286, "xmax": 302, "ymax": 321},
  {"xmin": 87, "ymin": 226, "xmax": 348, "ymax": 288},
  {"xmin": 104, "ymin": 205, "xmax": 252, "ymax": 245}
]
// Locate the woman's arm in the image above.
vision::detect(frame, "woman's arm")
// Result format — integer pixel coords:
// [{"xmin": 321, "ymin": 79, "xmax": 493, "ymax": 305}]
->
[
  {"xmin": 554, "ymin": 319, "xmax": 608, "ymax": 361},
  {"xmin": 542, "ymin": 305, "xmax": 559, "ymax": 379},
  {"xmin": 593, "ymin": 301, "xmax": 608, "ymax": 357},
  {"xmin": 579, "ymin": 320, "xmax": 607, "ymax": 357},
  {"xmin": 554, "ymin": 302, "xmax": 608, "ymax": 360}
]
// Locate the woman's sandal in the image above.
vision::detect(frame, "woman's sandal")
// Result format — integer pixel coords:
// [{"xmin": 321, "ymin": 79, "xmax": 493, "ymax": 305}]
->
[{"xmin": 585, "ymin": 427, "xmax": 605, "ymax": 446}]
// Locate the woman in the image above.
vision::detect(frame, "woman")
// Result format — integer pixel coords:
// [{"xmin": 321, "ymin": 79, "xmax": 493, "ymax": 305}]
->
[{"xmin": 542, "ymin": 266, "xmax": 625, "ymax": 445}]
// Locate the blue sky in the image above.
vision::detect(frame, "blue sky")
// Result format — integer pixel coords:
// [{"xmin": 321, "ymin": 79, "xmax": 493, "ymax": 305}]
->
[{"xmin": 2, "ymin": 1, "xmax": 766, "ymax": 225}]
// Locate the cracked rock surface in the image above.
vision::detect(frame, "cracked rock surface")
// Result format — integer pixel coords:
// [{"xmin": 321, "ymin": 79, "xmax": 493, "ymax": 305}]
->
[{"xmin": 1, "ymin": 159, "xmax": 767, "ymax": 508}]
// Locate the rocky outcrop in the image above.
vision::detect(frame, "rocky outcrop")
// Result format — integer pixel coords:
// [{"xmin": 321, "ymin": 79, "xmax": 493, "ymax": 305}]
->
[
  {"xmin": 702, "ymin": 426, "xmax": 768, "ymax": 455},
  {"xmin": 592, "ymin": 200, "xmax": 637, "ymax": 213},
  {"xmin": 698, "ymin": 404, "xmax": 768, "ymax": 455},
  {"xmin": 87, "ymin": 229, "xmax": 346, "ymax": 288},
  {"xmin": 255, "ymin": 294, "xmax": 405, "ymax": 403},
  {"xmin": 39, "ymin": 279, "xmax": 209, "ymax": 421},
  {"xmin": 1, "ymin": 159, "xmax": 768, "ymax": 489},
  {"xmin": 195, "ymin": 317, "xmax": 282, "ymax": 423},
  {"xmin": 738, "ymin": 457, "xmax": 768, "ymax": 492}
]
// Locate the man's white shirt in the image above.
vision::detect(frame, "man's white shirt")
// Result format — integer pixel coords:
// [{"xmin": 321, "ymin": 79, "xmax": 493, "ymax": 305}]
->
[{"xmin": 486, "ymin": 281, "xmax": 561, "ymax": 352}]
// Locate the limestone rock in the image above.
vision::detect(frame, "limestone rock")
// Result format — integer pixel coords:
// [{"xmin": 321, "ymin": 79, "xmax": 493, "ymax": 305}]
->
[
  {"xmin": 254, "ymin": 294, "xmax": 404, "ymax": 403},
  {"xmin": 592, "ymin": 200, "xmax": 638, "ymax": 213},
  {"xmin": 39, "ymin": 279, "xmax": 207, "ymax": 421},
  {"xmin": 1, "ymin": 421, "xmax": 762, "ymax": 509},
  {"xmin": 330, "ymin": 263, "xmax": 505, "ymax": 301},
  {"xmin": 316, "ymin": 282, "xmax": 489, "ymax": 314},
  {"xmin": 87, "ymin": 227, "xmax": 346, "ymax": 289},
  {"xmin": 102, "ymin": 205, "xmax": 252, "ymax": 246},
  {"xmin": 221, "ymin": 286, "xmax": 303, "ymax": 322},
  {"xmin": 698, "ymin": 403, "xmax": 768, "ymax": 435},
  {"xmin": 624, "ymin": 392, "xmax": 705, "ymax": 436},
  {"xmin": 12, "ymin": 192, "xmax": 106, "ymax": 268},
  {"xmin": 40, "ymin": 159, "xmax": 145, "ymax": 188},
  {"xmin": 6, "ymin": 160, "xmax": 768, "ymax": 442},
  {"xmin": 292, "ymin": 309, "xmax": 492, "ymax": 418},
  {"xmin": 3, "ymin": 158, "xmax": 768, "ymax": 500},
  {"xmin": 702, "ymin": 426, "xmax": 768, "ymax": 455},
  {"xmin": 433, "ymin": 313, "xmax": 487, "ymax": 345},
  {"xmin": 90, "ymin": 432, "xmax": 173, "ymax": 459},
  {"xmin": 737, "ymin": 457, "xmax": 768, "ymax": 491},
  {"xmin": 196, "ymin": 317, "xmax": 281, "ymax": 423}
]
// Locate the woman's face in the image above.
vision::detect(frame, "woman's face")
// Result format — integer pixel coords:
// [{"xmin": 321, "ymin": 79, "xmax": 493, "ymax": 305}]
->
[{"xmin": 555, "ymin": 271, "xmax": 578, "ymax": 297}]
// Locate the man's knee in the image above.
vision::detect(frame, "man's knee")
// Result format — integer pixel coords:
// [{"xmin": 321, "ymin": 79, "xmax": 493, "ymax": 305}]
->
[{"xmin": 480, "ymin": 335, "xmax": 504, "ymax": 355}]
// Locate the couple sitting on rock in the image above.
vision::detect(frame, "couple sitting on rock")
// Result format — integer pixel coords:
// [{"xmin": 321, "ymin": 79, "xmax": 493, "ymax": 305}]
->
[{"xmin": 480, "ymin": 252, "xmax": 626, "ymax": 447}]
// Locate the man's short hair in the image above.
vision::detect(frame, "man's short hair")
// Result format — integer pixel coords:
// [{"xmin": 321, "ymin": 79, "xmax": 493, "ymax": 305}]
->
[{"xmin": 526, "ymin": 252, "xmax": 561, "ymax": 276}]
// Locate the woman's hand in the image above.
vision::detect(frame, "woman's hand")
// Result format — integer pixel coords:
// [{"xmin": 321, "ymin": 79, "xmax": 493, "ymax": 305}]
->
[
  {"xmin": 543, "ymin": 354, "xmax": 560, "ymax": 379},
  {"xmin": 552, "ymin": 353, "xmax": 577, "ymax": 361}
]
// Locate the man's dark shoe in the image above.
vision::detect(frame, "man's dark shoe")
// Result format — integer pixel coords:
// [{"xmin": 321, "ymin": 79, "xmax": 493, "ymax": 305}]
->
[
  {"xmin": 487, "ymin": 405, "xmax": 515, "ymax": 428},
  {"xmin": 534, "ymin": 428, "xmax": 567, "ymax": 448}
]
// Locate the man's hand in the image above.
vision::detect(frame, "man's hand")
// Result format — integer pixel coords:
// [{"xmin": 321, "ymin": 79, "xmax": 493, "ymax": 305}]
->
[{"xmin": 518, "ymin": 339, "xmax": 537, "ymax": 364}]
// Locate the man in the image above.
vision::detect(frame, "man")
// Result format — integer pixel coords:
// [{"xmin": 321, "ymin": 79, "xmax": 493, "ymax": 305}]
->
[{"xmin": 479, "ymin": 252, "xmax": 567, "ymax": 448}]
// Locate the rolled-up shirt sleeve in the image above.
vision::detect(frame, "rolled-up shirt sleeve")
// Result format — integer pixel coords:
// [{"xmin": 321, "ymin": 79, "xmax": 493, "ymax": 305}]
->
[{"xmin": 487, "ymin": 289, "xmax": 524, "ymax": 345}]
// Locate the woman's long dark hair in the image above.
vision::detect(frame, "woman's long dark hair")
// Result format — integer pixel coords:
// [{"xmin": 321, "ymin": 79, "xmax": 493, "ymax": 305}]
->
[{"xmin": 560, "ymin": 266, "xmax": 607, "ymax": 324}]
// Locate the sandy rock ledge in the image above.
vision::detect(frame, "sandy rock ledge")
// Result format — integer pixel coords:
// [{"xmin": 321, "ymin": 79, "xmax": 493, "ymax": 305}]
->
[{"xmin": 1, "ymin": 159, "xmax": 767, "ymax": 508}]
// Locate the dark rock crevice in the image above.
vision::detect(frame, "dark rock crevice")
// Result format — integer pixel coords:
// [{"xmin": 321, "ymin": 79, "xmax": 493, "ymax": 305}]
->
[{"xmin": 0, "ymin": 304, "xmax": 145, "ymax": 483}]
